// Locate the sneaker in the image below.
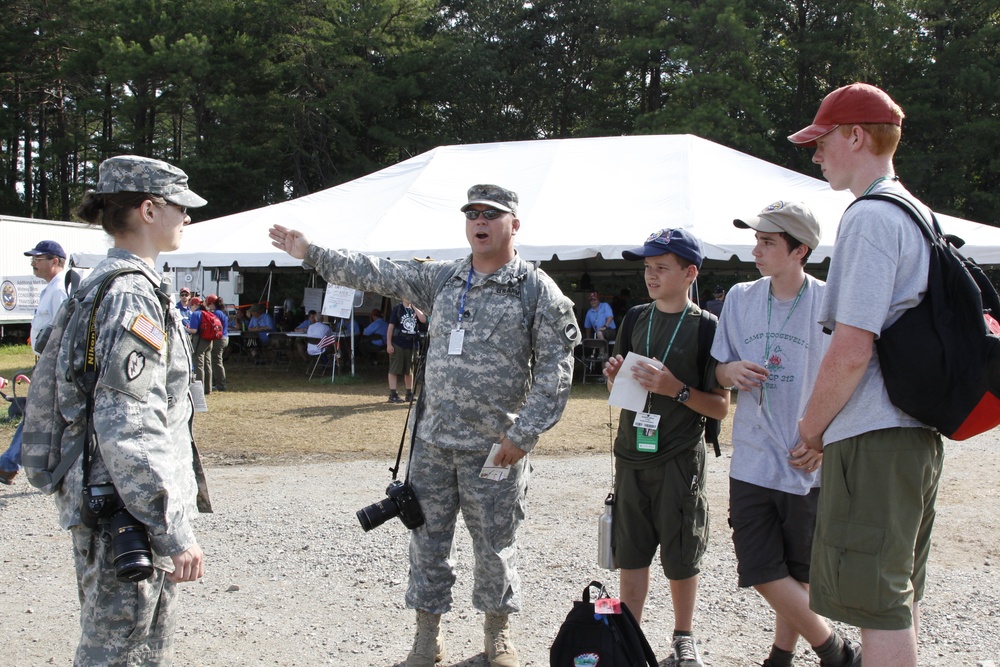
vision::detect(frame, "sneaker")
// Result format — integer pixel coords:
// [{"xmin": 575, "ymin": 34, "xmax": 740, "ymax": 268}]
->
[
  {"xmin": 388, "ymin": 393, "xmax": 405, "ymax": 404},
  {"xmin": 0, "ymin": 468, "xmax": 17, "ymax": 485},
  {"xmin": 672, "ymin": 634, "xmax": 703, "ymax": 667}
]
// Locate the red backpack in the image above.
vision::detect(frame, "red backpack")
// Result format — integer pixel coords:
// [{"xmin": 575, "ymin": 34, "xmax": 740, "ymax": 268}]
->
[{"xmin": 198, "ymin": 310, "xmax": 224, "ymax": 341}]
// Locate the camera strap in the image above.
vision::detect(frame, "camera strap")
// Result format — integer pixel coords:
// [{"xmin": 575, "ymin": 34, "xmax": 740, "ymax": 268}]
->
[{"xmin": 390, "ymin": 333, "xmax": 429, "ymax": 484}]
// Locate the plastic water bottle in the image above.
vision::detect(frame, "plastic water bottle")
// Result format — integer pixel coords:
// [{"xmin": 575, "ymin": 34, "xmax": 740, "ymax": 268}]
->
[{"xmin": 597, "ymin": 492, "xmax": 616, "ymax": 569}]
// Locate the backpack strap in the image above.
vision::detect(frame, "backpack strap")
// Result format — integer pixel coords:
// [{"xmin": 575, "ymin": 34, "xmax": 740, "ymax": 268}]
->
[
  {"xmin": 697, "ymin": 310, "xmax": 722, "ymax": 457},
  {"xmin": 65, "ymin": 268, "xmax": 153, "ymax": 489}
]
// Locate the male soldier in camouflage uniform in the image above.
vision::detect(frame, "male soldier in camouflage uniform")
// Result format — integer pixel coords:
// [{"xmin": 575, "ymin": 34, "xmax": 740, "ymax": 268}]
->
[
  {"xmin": 23, "ymin": 155, "xmax": 212, "ymax": 666},
  {"xmin": 269, "ymin": 184, "xmax": 580, "ymax": 667}
]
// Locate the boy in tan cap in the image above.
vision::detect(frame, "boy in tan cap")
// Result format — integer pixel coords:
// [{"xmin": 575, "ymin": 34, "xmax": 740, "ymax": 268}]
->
[{"xmin": 713, "ymin": 201, "xmax": 861, "ymax": 667}]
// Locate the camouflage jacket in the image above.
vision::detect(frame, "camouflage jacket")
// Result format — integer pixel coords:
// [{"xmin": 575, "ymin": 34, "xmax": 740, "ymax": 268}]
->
[
  {"xmin": 305, "ymin": 247, "xmax": 580, "ymax": 452},
  {"xmin": 48, "ymin": 249, "xmax": 210, "ymax": 559}
]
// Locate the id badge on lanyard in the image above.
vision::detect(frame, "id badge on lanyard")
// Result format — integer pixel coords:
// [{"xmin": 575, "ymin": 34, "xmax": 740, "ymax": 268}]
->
[{"xmin": 634, "ymin": 412, "xmax": 660, "ymax": 452}]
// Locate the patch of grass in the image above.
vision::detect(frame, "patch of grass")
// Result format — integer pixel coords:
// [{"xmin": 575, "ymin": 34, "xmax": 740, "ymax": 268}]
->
[{"xmin": 0, "ymin": 342, "xmax": 734, "ymax": 467}]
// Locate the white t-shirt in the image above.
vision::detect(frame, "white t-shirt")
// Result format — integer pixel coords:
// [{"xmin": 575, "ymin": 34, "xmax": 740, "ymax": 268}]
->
[
  {"xmin": 31, "ymin": 272, "xmax": 68, "ymax": 353},
  {"xmin": 711, "ymin": 275, "xmax": 827, "ymax": 494},
  {"xmin": 306, "ymin": 321, "xmax": 333, "ymax": 356},
  {"xmin": 818, "ymin": 180, "xmax": 932, "ymax": 443}
]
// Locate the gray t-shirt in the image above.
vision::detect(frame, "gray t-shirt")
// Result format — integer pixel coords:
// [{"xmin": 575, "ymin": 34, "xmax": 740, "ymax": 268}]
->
[
  {"xmin": 711, "ymin": 275, "xmax": 827, "ymax": 495},
  {"xmin": 818, "ymin": 180, "xmax": 932, "ymax": 443}
]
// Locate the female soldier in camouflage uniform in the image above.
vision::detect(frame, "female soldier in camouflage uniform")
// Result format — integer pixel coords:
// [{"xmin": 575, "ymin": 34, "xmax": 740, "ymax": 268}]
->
[{"xmin": 37, "ymin": 156, "xmax": 212, "ymax": 666}]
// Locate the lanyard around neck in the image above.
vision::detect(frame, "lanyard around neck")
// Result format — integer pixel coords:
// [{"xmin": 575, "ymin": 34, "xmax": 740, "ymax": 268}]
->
[
  {"xmin": 457, "ymin": 265, "xmax": 474, "ymax": 328},
  {"xmin": 645, "ymin": 302, "xmax": 689, "ymax": 362}
]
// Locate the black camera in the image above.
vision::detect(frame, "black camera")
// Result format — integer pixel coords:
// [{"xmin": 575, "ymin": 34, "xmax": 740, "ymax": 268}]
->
[
  {"xmin": 356, "ymin": 480, "xmax": 425, "ymax": 532},
  {"xmin": 81, "ymin": 483, "xmax": 155, "ymax": 583}
]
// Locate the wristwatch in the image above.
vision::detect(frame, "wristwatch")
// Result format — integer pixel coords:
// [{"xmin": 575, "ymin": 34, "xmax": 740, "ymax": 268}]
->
[{"xmin": 673, "ymin": 384, "xmax": 690, "ymax": 404}]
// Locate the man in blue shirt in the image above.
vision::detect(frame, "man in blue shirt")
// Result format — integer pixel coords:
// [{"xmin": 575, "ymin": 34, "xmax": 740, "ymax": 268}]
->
[{"xmin": 361, "ymin": 308, "xmax": 389, "ymax": 363}]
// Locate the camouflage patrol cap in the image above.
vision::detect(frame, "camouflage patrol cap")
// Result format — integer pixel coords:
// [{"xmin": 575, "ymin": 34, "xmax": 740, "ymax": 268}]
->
[
  {"xmin": 95, "ymin": 155, "xmax": 207, "ymax": 208},
  {"xmin": 461, "ymin": 184, "xmax": 518, "ymax": 214}
]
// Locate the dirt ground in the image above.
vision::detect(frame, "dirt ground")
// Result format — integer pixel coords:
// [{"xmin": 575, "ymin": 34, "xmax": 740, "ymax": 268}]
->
[{"xmin": 2, "ymin": 349, "xmax": 999, "ymax": 666}]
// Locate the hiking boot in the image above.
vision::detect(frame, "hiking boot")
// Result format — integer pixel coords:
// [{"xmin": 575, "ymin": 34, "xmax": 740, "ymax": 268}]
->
[
  {"xmin": 671, "ymin": 634, "xmax": 703, "ymax": 667},
  {"xmin": 406, "ymin": 609, "xmax": 445, "ymax": 667},
  {"xmin": 484, "ymin": 613, "xmax": 519, "ymax": 667},
  {"xmin": 388, "ymin": 391, "xmax": 404, "ymax": 404},
  {"xmin": 405, "ymin": 390, "xmax": 414, "ymax": 402},
  {"xmin": 821, "ymin": 638, "xmax": 862, "ymax": 667},
  {"xmin": 0, "ymin": 468, "xmax": 17, "ymax": 485}
]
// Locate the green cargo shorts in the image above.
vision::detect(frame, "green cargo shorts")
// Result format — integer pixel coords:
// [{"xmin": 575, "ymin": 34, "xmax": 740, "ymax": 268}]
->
[
  {"xmin": 810, "ymin": 427, "xmax": 943, "ymax": 630},
  {"xmin": 613, "ymin": 444, "xmax": 708, "ymax": 580}
]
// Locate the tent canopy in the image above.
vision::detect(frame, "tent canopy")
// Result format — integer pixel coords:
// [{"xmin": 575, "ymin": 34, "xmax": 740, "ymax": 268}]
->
[{"xmin": 163, "ymin": 134, "xmax": 1000, "ymax": 269}]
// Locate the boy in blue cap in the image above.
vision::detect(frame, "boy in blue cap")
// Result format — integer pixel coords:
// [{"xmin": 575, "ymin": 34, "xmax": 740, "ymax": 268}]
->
[{"xmin": 604, "ymin": 228, "xmax": 730, "ymax": 667}]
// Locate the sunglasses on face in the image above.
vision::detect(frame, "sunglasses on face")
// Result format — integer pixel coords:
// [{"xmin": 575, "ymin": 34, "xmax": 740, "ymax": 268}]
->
[{"xmin": 464, "ymin": 208, "xmax": 506, "ymax": 221}]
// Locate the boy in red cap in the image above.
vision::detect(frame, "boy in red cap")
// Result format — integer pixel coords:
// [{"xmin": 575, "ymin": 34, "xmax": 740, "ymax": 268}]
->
[{"xmin": 790, "ymin": 83, "xmax": 942, "ymax": 666}]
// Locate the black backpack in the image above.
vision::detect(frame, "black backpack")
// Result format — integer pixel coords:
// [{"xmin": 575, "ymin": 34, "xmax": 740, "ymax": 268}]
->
[
  {"xmin": 851, "ymin": 192, "xmax": 1000, "ymax": 440},
  {"xmin": 550, "ymin": 581, "xmax": 657, "ymax": 667},
  {"xmin": 616, "ymin": 303, "xmax": 722, "ymax": 456}
]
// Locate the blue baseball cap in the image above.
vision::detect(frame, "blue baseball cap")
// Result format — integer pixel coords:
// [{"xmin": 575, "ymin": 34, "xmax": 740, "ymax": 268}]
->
[
  {"xmin": 24, "ymin": 240, "xmax": 67, "ymax": 259},
  {"xmin": 622, "ymin": 228, "xmax": 704, "ymax": 268}
]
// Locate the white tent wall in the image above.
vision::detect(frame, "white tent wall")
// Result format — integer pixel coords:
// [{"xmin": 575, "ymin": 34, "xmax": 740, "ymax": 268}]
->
[{"xmin": 162, "ymin": 134, "xmax": 1000, "ymax": 272}]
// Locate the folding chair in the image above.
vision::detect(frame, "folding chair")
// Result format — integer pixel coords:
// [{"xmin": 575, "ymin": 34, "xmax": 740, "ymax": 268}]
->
[
  {"xmin": 581, "ymin": 339, "xmax": 609, "ymax": 384},
  {"xmin": 308, "ymin": 334, "xmax": 339, "ymax": 380}
]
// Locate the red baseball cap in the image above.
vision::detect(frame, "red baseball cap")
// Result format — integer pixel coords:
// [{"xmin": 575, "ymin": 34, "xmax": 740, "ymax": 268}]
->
[{"xmin": 788, "ymin": 83, "xmax": 903, "ymax": 147}]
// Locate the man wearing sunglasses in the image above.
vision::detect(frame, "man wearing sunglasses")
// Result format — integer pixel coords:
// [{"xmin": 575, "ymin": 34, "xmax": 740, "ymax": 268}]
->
[
  {"xmin": 0, "ymin": 240, "xmax": 69, "ymax": 486},
  {"xmin": 268, "ymin": 184, "xmax": 580, "ymax": 667}
]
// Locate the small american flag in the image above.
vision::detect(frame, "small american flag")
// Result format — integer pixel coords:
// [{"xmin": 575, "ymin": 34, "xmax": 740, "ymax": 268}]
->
[
  {"xmin": 129, "ymin": 314, "xmax": 166, "ymax": 350},
  {"xmin": 318, "ymin": 334, "xmax": 338, "ymax": 350}
]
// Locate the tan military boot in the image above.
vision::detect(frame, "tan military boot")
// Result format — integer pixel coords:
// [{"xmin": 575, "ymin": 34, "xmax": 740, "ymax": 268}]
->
[
  {"xmin": 483, "ymin": 612, "xmax": 520, "ymax": 667},
  {"xmin": 405, "ymin": 609, "xmax": 446, "ymax": 667}
]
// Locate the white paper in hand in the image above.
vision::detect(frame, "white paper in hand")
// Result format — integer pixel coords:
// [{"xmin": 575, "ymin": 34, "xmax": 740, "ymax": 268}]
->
[
  {"xmin": 479, "ymin": 442, "xmax": 511, "ymax": 481},
  {"xmin": 607, "ymin": 351, "xmax": 662, "ymax": 413}
]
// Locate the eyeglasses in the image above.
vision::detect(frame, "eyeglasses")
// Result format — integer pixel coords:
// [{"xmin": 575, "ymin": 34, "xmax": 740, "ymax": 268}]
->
[
  {"xmin": 464, "ymin": 208, "xmax": 506, "ymax": 221},
  {"xmin": 29, "ymin": 255, "xmax": 55, "ymax": 263},
  {"xmin": 169, "ymin": 203, "xmax": 188, "ymax": 216}
]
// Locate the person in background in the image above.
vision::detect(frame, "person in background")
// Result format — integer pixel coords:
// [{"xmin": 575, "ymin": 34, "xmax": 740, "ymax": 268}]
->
[
  {"xmin": 185, "ymin": 297, "xmax": 214, "ymax": 394},
  {"xmin": 361, "ymin": 308, "xmax": 389, "ymax": 363},
  {"xmin": 176, "ymin": 287, "xmax": 193, "ymax": 328},
  {"xmin": 23, "ymin": 154, "xmax": 211, "ymax": 664},
  {"xmin": 583, "ymin": 291, "xmax": 616, "ymax": 341},
  {"xmin": 294, "ymin": 310, "xmax": 320, "ymax": 362},
  {"xmin": 268, "ymin": 183, "xmax": 579, "ymax": 667},
  {"xmin": 247, "ymin": 303, "xmax": 275, "ymax": 365},
  {"xmin": 0, "ymin": 240, "xmax": 69, "ymax": 486},
  {"xmin": 386, "ymin": 299, "xmax": 427, "ymax": 403},
  {"xmin": 704, "ymin": 286, "xmax": 726, "ymax": 318},
  {"xmin": 206, "ymin": 295, "xmax": 229, "ymax": 392}
]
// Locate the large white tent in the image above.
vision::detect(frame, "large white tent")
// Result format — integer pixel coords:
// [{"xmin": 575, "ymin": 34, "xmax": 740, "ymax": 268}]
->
[{"xmin": 162, "ymin": 134, "xmax": 1000, "ymax": 269}]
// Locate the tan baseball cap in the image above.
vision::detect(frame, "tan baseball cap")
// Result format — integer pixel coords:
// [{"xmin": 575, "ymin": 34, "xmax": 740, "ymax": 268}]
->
[{"xmin": 734, "ymin": 201, "xmax": 821, "ymax": 250}]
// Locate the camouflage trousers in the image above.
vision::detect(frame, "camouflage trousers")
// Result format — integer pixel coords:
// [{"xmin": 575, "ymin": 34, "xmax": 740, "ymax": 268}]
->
[
  {"xmin": 405, "ymin": 437, "xmax": 529, "ymax": 615},
  {"xmin": 71, "ymin": 525, "xmax": 179, "ymax": 666}
]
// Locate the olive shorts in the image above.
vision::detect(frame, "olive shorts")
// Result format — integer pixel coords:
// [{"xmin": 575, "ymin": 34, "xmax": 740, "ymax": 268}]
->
[
  {"xmin": 810, "ymin": 427, "xmax": 943, "ymax": 630},
  {"xmin": 613, "ymin": 444, "xmax": 709, "ymax": 580}
]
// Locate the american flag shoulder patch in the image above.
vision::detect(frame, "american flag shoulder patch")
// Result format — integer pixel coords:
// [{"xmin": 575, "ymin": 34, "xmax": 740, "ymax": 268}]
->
[{"xmin": 128, "ymin": 313, "xmax": 166, "ymax": 351}]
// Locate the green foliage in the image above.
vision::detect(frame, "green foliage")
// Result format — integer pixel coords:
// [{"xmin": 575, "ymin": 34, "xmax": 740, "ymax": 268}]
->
[{"xmin": 0, "ymin": 0, "xmax": 997, "ymax": 225}]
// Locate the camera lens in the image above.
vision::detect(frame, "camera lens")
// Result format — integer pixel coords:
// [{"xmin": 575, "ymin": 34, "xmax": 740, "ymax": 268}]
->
[
  {"xmin": 356, "ymin": 497, "xmax": 401, "ymax": 532},
  {"xmin": 109, "ymin": 509, "xmax": 154, "ymax": 582}
]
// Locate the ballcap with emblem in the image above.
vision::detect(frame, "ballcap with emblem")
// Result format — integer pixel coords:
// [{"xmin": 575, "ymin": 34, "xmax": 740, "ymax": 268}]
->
[
  {"xmin": 460, "ymin": 184, "xmax": 518, "ymax": 215},
  {"xmin": 621, "ymin": 228, "xmax": 704, "ymax": 268},
  {"xmin": 788, "ymin": 82, "xmax": 904, "ymax": 147},
  {"xmin": 734, "ymin": 201, "xmax": 822, "ymax": 250},
  {"xmin": 95, "ymin": 155, "xmax": 207, "ymax": 208},
  {"xmin": 24, "ymin": 240, "xmax": 67, "ymax": 259}
]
